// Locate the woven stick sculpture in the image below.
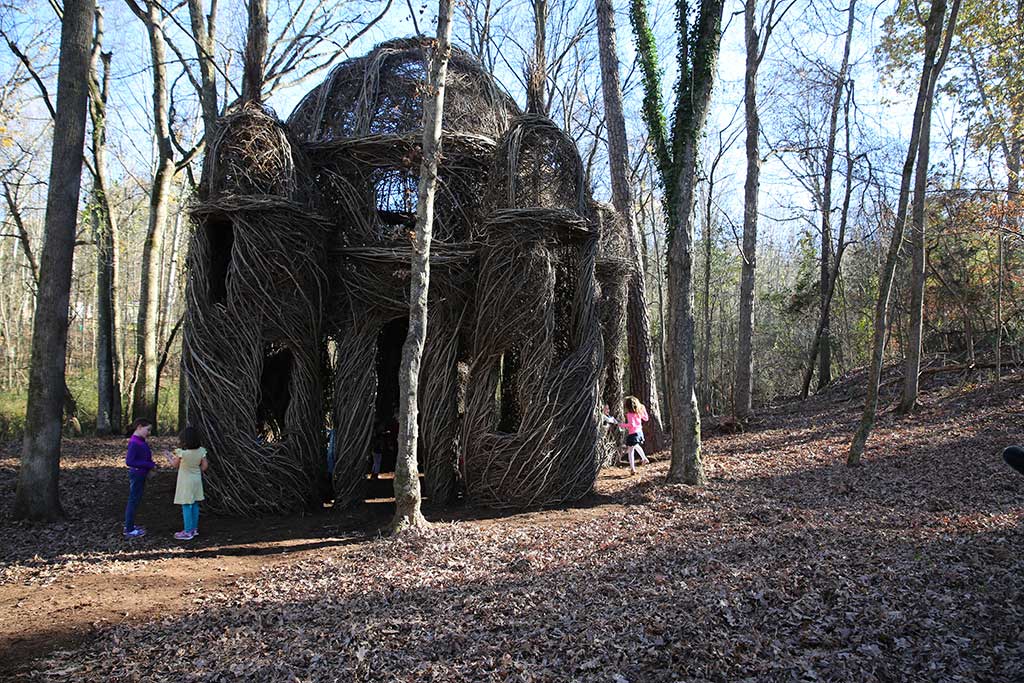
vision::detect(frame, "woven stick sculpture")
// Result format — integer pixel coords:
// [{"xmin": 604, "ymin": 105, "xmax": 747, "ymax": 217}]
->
[{"xmin": 183, "ymin": 39, "xmax": 629, "ymax": 514}]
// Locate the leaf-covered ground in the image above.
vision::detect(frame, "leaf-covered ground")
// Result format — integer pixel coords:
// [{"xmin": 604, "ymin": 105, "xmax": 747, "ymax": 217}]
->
[{"xmin": 3, "ymin": 372, "xmax": 1024, "ymax": 681}]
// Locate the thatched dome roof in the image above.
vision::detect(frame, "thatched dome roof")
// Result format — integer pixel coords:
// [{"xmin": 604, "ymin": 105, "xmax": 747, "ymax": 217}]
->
[{"xmin": 287, "ymin": 37, "xmax": 520, "ymax": 142}]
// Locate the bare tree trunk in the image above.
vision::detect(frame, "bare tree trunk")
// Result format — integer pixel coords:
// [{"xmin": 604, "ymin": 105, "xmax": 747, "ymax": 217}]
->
[
  {"xmin": 734, "ymin": 0, "xmax": 762, "ymax": 421},
  {"xmin": 130, "ymin": 0, "xmax": 174, "ymax": 426},
  {"xmin": 665, "ymin": 150, "xmax": 704, "ymax": 485},
  {"xmin": 187, "ymin": 0, "xmax": 219, "ymax": 138},
  {"xmin": 701, "ymin": 186, "xmax": 713, "ymax": 413},
  {"xmin": 242, "ymin": 0, "xmax": 267, "ymax": 104},
  {"xmin": 800, "ymin": 0, "xmax": 855, "ymax": 395},
  {"xmin": 995, "ymin": 232, "xmax": 1002, "ymax": 383},
  {"xmin": 88, "ymin": 7, "xmax": 119, "ymax": 435},
  {"xmin": 595, "ymin": 0, "xmax": 665, "ymax": 449},
  {"xmin": 898, "ymin": 87, "xmax": 937, "ymax": 413},
  {"xmin": 2, "ymin": 181, "xmax": 40, "ymax": 287},
  {"xmin": 849, "ymin": 0, "xmax": 959, "ymax": 465},
  {"xmin": 391, "ymin": 3, "xmax": 455, "ymax": 533},
  {"xmin": 13, "ymin": 0, "xmax": 94, "ymax": 521},
  {"xmin": 526, "ymin": 0, "xmax": 547, "ymax": 114},
  {"xmin": 817, "ymin": 2, "xmax": 856, "ymax": 390},
  {"xmin": 801, "ymin": 73, "xmax": 855, "ymax": 400}
]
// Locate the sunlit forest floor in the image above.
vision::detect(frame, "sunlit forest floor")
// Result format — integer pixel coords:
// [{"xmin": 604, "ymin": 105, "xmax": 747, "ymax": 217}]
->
[{"xmin": 2, "ymin": 369, "xmax": 1023, "ymax": 681}]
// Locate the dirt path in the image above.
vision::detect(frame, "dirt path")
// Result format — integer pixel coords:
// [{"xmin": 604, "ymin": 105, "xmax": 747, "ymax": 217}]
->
[
  {"xmin": 0, "ymin": 442, "xmax": 637, "ymax": 678},
  {"xmin": 0, "ymin": 510, "xmax": 382, "ymax": 675},
  {"xmin": 3, "ymin": 551, "xmax": 270, "ymax": 669}
]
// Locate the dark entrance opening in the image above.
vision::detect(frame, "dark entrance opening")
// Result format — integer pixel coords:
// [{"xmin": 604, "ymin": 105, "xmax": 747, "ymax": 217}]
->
[
  {"xmin": 205, "ymin": 215, "xmax": 234, "ymax": 305},
  {"xmin": 366, "ymin": 317, "xmax": 426, "ymax": 503},
  {"xmin": 374, "ymin": 317, "xmax": 407, "ymax": 471},
  {"xmin": 257, "ymin": 344, "xmax": 293, "ymax": 441}
]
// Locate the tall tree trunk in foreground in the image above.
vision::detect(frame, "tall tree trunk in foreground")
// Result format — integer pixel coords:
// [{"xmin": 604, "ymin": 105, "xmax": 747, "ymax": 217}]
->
[
  {"xmin": 849, "ymin": 0, "xmax": 960, "ymax": 465},
  {"xmin": 391, "ymin": 0, "xmax": 455, "ymax": 533},
  {"xmin": 595, "ymin": 0, "xmax": 666, "ymax": 449},
  {"xmin": 631, "ymin": 0, "xmax": 726, "ymax": 485},
  {"xmin": 128, "ymin": 0, "xmax": 174, "ymax": 425},
  {"xmin": 13, "ymin": 0, "xmax": 94, "ymax": 521}
]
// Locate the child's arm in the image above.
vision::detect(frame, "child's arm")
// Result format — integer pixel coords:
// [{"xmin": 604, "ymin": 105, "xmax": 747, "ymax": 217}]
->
[
  {"xmin": 164, "ymin": 450, "xmax": 181, "ymax": 467},
  {"xmin": 640, "ymin": 405, "xmax": 649, "ymax": 422},
  {"xmin": 200, "ymin": 457, "xmax": 209, "ymax": 473}
]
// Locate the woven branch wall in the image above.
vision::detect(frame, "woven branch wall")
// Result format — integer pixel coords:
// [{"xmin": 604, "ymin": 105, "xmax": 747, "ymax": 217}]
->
[{"xmin": 183, "ymin": 38, "xmax": 629, "ymax": 514}]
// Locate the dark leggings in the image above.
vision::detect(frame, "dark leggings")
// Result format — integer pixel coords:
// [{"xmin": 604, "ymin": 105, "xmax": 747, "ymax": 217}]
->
[{"xmin": 1003, "ymin": 446, "xmax": 1024, "ymax": 477}]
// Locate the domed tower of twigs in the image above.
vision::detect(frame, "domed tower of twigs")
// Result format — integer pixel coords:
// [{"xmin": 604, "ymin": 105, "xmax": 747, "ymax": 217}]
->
[{"xmin": 182, "ymin": 38, "xmax": 629, "ymax": 515}]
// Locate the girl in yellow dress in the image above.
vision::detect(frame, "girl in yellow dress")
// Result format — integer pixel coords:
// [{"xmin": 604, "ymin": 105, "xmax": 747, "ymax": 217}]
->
[{"xmin": 165, "ymin": 427, "xmax": 208, "ymax": 540}]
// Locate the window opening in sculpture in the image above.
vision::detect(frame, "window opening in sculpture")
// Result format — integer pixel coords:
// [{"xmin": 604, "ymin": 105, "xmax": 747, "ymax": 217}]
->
[
  {"xmin": 205, "ymin": 216, "xmax": 234, "ymax": 305},
  {"xmin": 374, "ymin": 169, "xmax": 418, "ymax": 238}
]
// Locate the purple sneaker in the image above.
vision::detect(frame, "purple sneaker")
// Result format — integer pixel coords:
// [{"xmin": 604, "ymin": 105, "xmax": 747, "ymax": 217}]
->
[
  {"xmin": 124, "ymin": 527, "xmax": 146, "ymax": 539},
  {"xmin": 174, "ymin": 530, "xmax": 194, "ymax": 540}
]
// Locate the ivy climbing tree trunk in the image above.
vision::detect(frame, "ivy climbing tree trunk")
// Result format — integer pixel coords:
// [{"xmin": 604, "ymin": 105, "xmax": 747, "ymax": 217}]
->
[
  {"xmin": 391, "ymin": 0, "xmax": 456, "ymax": 534},
  {"xmin": 849, "ymin": 0, "xmax": 960, "ymax": 465},
  {"xmin": 595, "ymin": 0, "xmax": 666, "ymax": 450},
  {"xmin": 631, "ymin": 0, "xmax": 726, "ymax": 485},
  {"xmin": 13, "ymin": 0, "xmax": 94, "ymax": 521}
]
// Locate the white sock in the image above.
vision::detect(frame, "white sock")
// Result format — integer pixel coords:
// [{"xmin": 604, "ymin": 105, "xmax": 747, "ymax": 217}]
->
[{"xmin": 628, "ymin": 445, "xmax": 636, "ymax": 471}]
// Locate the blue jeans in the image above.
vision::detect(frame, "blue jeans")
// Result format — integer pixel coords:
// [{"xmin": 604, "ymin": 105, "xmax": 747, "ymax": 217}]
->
[
  {"xmin": 124, "ymin": 470, "xmax": 147, "ymax": 531},
  {"xmin": 181, "ymin": 502, "xmax": 200, "ymax": 532}
]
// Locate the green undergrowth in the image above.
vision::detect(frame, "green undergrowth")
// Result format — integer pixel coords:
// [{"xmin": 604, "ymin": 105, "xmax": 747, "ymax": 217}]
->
[{"xmin": 0, "ymin": 371, "xmax": 181, "ymax": 441}]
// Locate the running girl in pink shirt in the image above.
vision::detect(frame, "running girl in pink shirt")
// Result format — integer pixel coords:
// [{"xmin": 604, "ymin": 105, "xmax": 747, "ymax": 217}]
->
[{"xmin": 619, "ymin": 395, "xmax": 650, "ymax": 475}]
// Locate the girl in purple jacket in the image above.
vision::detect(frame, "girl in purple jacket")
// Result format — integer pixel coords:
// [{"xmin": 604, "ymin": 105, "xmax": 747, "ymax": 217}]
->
[{"xmin": 123, "ymin": 418, "xmax": 157, "ymax": 538}]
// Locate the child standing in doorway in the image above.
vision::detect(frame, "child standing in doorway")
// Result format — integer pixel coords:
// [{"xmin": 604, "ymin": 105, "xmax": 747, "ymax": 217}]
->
[
  {"xmin": 165, "ymin": 427, "xmax": 208, "ymax": 541},
  {"xmin": 124, "ymin": 418, "xmax": 157, "ymax": 538},
  {"xmin": 619, "ymin": 396, "xmax": 650, "ymax": 475}
]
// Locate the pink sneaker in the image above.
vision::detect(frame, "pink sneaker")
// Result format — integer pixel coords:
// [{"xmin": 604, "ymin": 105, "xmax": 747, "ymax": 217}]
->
[{"xmin": 174, "ymin": 530, "xmax": 194, "ymax": 540}]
